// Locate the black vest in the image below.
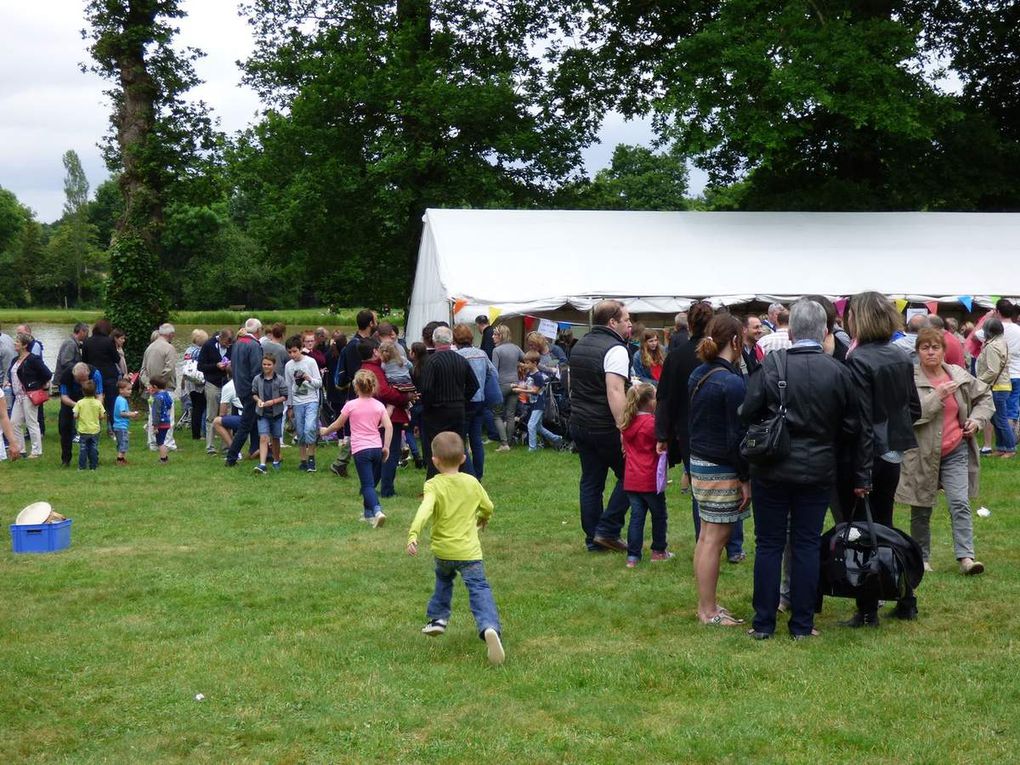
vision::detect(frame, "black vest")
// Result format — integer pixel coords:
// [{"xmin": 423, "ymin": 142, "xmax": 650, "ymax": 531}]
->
[{"xmin": 569, "ymin": 326, "xmax": 628, "ymax": 432}]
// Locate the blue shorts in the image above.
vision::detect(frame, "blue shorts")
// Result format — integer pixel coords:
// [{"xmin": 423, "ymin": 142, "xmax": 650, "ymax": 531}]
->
[
  {"xmin": 114, "ymin": 429, "xmax": 129, "ymax": 453},
  {"xmin": 258, "ymin": 415, "xmax": 283, "ymax": 438},
  {"xmin": 220, "ymin": 415, "xmax": 241, "ymax": 432},
  {"xmin": 155, "ymin": 427, "xmax": 170, "ymax": 446}
]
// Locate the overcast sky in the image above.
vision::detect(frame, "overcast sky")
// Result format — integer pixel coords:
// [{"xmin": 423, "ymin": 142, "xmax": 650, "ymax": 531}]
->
[{"xmin": 0, "ymin": 1, "xmax": 683, "ymax": 224}]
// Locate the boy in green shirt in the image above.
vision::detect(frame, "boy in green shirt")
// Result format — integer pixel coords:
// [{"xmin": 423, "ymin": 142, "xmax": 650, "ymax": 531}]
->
[
  {"xmin": 73, "ymin": 380, "xmax": 106, "ymax": 470},
  {"xmin": 407, "ymin": 431, "xmax": 504, "ymax": 665}
]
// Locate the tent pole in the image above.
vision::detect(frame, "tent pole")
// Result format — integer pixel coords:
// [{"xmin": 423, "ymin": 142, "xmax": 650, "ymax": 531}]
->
[{"xmin": 588, "ymin": 308, "xmax": 593, "ymax": 330}]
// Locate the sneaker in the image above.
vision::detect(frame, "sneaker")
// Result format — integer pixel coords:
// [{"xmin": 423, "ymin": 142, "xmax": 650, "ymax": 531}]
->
[
  {"xmin": 593, "ymin": 535, "xmax": 628, "ymax": 553},
  {"xmin": 496, "ymin": 443, "xmax": 511, "ymax": 453},
  {"xmin": 413, "ymin": 456, "xmax": 425, "ymax": 470},
  {"xmin": 73, "ymin": 435, "xmax": 80, "ymax": 444},
  {"xmin": 330, "ymin": 461, "xmax": 347, "ymax": 477},
  {"xmin": 979, "ymin": 446, "xmax": 993, "ymax": 455},
  {"xmin": 923, "ymin": 560, "xmax": 934, "ymax": 573},
  {"xmin": 651, "ymin": 551, "xmax": 675, "ymax": 563},
  {"xmin": 253, "ymin": 464, "xmax": 267, "ymax": 474},
  {"xmin": 206, "ymin": 446, "xmax": 218, "ymax": 455},
  {"xmin": 398, "ymin": 457, "xmax": 409, "ymax": 468},
  {"xmin": 298, "ymin": 460, "xmax": 308, "ymax": 472},
  {"xmin": 307, "ymin": 458, "xmax": 317, "ymax": 473},
  {"xmin": 959, "ymin": 558, "xmax": 985, "ymax": 576},
  {"xmin": 483, "ymin": 628, "xmax": 505, "ymax": 665},
  {"xmin": 625, "ymin": 557, "xmax": 639, "ymax": 568},
  {"xmin": 271, "ymin": 461, "xmax": 281, "ymax": 471},
  {"xmin": 727, "ymin": 552, "xmax": 747, "ymax": 564},
  {"xmin": 422, "ymin": 618, "xmax": 447, "ymax": 636},
  {"xmin": 371, "ymin": 511, "xmax": 386, "ymax": 528}
]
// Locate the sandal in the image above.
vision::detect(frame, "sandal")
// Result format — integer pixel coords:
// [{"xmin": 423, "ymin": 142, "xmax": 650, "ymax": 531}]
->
[{"xmin": 703, "ymin": 612, "xmax": 744, "ymax": 627}]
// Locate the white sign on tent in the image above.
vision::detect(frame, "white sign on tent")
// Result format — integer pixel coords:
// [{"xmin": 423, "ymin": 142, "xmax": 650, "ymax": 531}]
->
[{"xmin": 537, "ymin": 318, "xmax": 558, "ymax": 340}]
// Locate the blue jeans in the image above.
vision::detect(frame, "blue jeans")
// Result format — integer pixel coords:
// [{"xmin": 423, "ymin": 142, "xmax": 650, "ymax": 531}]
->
[
  {"xmin": 78, "ymin": 433, "xmax": 99, "ymax": 469},
  {"xmin": 1008, "ymin": 379, "xmax": 1020, "ymax": 422},
  {"xmin": 570, "ymin": 423, "xmax": 628, "ymax": 549},
  {"xmin": 527, "ymin": 408, "xmax": 561, "ymax": 450},
  {"xmin": 353, "ymin": 448, "xmax": 383, "ymax": 517},
  {"xmin": 626, "ymin": 492, "xmax": 668, "ymax": 558},
  {"xmin": 465, "ymin": 401, "xmax": 486, "ymax": 479},
  {"xmin": 687, "ymin": 456, "xmax": 744, "ymax": 556},
  {"xmin": 751, "ymin": 479, "xmax": 830, "ymax": 637},
  {"xmin": 380, "ymin": 423, "xmax": 404, "ymax": 497},
  {"xmin": 991, "ymin": 390, "xmax": 1017, "ymax": 452},
  {"xmin": 427, "ymin": 558, "xmax": 501, "ymax": 638},
  {"xmin": 114, "ymin": 429, "xmax": 129, "ymax": 454},
  {"xmin": 292, "ymin": 401, "xmax": 319, "ymax": 445}
]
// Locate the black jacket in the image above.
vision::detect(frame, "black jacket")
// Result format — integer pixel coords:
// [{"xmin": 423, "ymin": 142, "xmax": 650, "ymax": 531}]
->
[
  {"xmin": 654, "ymin": 334, "xmax": 703, "ymax": 464},
  {"xmin": 13, "ymin": 353, "xmax": 52, "ymax": 392},
  {"xmin": 846, "ymin": 341, "xmax": 921, "ymax": 489},
  {"xmin": 197, "ymin": 337, "xmax": 231, "ymax": 389},
  {"xmin": 740, "ymin": 346, "xmax": 859, "ymax": 487},
  {"xmin": 82, "ymin": 334, "xmax": 121, "ymax": 380},
  {"xmin": 569, "ymin": 325, "xmax": 628, "ymax": 433}
]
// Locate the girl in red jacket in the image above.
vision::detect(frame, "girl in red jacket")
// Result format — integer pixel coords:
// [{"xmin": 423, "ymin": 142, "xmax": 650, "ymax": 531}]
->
[{"xmin": 622, "ymin": 383, "xmax": 673, "ymax": 567}]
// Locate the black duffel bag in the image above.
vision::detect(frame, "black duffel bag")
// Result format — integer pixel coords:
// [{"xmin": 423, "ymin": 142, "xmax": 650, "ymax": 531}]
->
[{"xmin": 819, "ymin": 497, "xmax": 925, "ymax": 601}]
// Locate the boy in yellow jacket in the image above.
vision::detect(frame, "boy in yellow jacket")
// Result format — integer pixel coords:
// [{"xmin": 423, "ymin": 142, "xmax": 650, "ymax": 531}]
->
[{"xmin": 407, "ymin": 431, "xmax": 504, "ymax": 665}]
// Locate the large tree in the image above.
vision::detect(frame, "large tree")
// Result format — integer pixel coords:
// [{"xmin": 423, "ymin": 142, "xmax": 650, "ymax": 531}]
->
[
  {"xmin": 84, "ymin": 0, "xmax": 218, "ymax": 363},
  {"xmin": 235, "ymin": 0, "xmax": 602, "ymax": 306},
  {"xmin": 562, "ymin": 0, "xmax": 1020, "ymax": 210}
]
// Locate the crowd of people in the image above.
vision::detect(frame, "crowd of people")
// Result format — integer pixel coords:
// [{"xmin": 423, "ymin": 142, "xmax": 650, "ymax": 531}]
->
[{"xmin": 1, "ymin": 293, "xmax": 1015, "ymax": 656}]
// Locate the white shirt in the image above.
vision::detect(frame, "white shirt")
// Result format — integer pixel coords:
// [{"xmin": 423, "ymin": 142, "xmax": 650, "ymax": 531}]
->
[
  {"xmin": 220, "ymin": 380, "xmax": 241, "ymax": 414},
  {"xmin": 604, "ymin": 345, "xmax": 630, "ymax": 377},
  {"xmin": 757, "ymin": 328, "xmax": 792, "ymax": 357},
  {"xmin": 1004, "ymin": 322, "xmax": 1020, "ymax": 378}
]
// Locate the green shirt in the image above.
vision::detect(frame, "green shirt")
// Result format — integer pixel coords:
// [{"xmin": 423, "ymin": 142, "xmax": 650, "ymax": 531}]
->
[
  {"xmin": 73, "ymin": 397, "xmax": 107, "ymax": 436},
  {"xmin": 407, "ymin": 472, "xmax": 494, "ymax": 561}
]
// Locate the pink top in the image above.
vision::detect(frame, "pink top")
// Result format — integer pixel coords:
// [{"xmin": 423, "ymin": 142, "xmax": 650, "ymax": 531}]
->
[
  {"xmin": 341, "ymin": 396, "xmax": 386, "ymax": 454},
  {"xmin": 933, "ymin": 372, "xmax": 963, "ymax": 457},
  {"xmin": 622, "ymin": 413, "xmax": 659, "ymax": 493}
]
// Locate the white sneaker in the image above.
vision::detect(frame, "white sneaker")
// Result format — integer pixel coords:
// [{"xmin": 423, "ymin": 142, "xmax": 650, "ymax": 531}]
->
[
  {"xmin": 371, "ymin": 511, "xmax": 386, "ymax": 528},
  {"xmin": 483, "ymin": 628, "xmax": 505, "ymax": 665},
  {"xmin": 923, "ymin": 561, "xmax": 934, "ymax": 573},
  {"xmin": 422, "ymin": 619, "xmax": 448, "ymax": 636}
]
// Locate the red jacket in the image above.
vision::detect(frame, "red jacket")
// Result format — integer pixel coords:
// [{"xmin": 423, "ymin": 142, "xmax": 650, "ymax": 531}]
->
[
  {"xmin": 622, "ymin": 413, "xmax": 659, "ymax": 493},
  {"xmin": 943, "ymin": 330, "xmax": 965, "ymax": 368},
  {"xmin": 361, "ymin": 359, "xmax": 411, "ymax": 424}
]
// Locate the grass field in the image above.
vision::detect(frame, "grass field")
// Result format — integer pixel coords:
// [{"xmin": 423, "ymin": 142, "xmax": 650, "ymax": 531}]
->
[
  {"xmin": 0, "ymin": 307, "xmax": 402, "ymax": 328},
  {"xmin": 1, "ymin": 409, "xmax": 1018, "ymax": 763}
]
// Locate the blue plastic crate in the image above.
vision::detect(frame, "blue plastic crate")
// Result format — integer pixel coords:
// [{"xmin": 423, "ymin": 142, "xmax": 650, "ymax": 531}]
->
[{"xmin": 10, "ymin": 519, "xmax": 72, "ymax": 554}]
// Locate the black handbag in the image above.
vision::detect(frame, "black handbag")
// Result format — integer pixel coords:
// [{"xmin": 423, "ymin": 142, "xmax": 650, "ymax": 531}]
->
[
  {"xmin": 819, "ymin": 497, "xmax": 925, "ymax": 601},
  {"xmin": 739, "ymin": 350, "xmax": 790, "ymax": 463}
]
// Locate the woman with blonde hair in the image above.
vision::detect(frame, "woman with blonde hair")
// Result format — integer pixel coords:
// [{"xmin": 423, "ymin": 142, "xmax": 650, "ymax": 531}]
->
[{"xmin": 182, "ymin": 328, "xmax": 210, "ymax": 441}]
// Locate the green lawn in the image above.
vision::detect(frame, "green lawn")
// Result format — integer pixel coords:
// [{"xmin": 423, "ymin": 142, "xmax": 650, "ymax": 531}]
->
[{"xmin": 1, "ymin": 410, "xmax": 1018, "ymax": 763}]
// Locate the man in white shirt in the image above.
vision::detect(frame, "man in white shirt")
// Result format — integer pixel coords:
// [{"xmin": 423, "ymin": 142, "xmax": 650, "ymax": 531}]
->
[{"xmin": 756, "ymin": 308, "xmax": 792, "ymax": 358}]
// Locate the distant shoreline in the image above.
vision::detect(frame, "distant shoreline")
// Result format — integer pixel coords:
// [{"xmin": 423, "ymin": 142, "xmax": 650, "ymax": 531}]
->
[{"xmin": 0, "ymin": 307, "xmax": 403, "ymax": 328}]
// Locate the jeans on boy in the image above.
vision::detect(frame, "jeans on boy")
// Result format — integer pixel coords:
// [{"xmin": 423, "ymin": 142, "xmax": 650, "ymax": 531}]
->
[
  {"xmin": 78, "ymin": 434, "xmax": 99, "ymax": 470},
  {"xmin": 751, "ymin": 479, "xmax": 829, "ymax": 637},
  {"xmin": 626, "ymin": 491, "xmax": 668, "ymax": 559},
  {"xmin": 427, "ymin": 558, "xmax": 501, "ymax": 638},
  {"xmin": 991, "ymin": 390, "xmax": 1017, "ymax": 452},
  {"xmin": 292, "ymin": 401, "xmax": 319, "ymax": 446},
  {"xmin": 380, "ymin": 423, "xmax": 404, "ymax": 497},
  {"xmin": 353, "ymin": 448, "xmax": 383, "ymax": 517},
  {"xmin": 527, "ymin": 408, "xmax": 561, "ymax": 451},
  {"xmin": 570, "ymin": 423, "xmax": 628, "ymax": 550}
]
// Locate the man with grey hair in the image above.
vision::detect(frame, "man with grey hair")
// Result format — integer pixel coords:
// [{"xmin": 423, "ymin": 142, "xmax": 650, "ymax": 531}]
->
[
  {"xmin": 892, "ymin": 313, "xmax": 929, "ymax": 362},
  {"xmin": 54, "ymin": 322, "xmax": 89, "ymax": 388},
  {"xmin": 417, "ymin": 323, "xmax": 478, "ymax": 478},
  {"xmin": 142, "ymin": 323, "xmax": 179, "ymax": 451},
  {"xmin": 763, "ymin": 302, "xmax": 785, "ymax": 332},
  {"xmin": 668, "ymin": 311, "xmax": 689, "ymax": 351},
  {"xmin": 225, "ymin": 318, "xmax": 264, "ymax": 466}
]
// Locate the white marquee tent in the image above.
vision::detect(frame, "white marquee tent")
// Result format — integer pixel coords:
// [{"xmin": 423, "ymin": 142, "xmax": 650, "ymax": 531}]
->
[{"xmin": 407, "ymin": 209, "xmax": 1020, "ymax": 342}]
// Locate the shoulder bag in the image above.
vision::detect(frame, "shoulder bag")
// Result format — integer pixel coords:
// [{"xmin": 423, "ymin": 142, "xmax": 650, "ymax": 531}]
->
[{"xmin": 739, "ymin": 350, "xmax": 790, "ymax": 463}]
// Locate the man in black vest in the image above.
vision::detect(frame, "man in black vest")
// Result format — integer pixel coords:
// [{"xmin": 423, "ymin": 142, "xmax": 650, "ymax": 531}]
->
[{"xmin": 569, "ymin": 299, "xmax": 633, "ymax": 552}]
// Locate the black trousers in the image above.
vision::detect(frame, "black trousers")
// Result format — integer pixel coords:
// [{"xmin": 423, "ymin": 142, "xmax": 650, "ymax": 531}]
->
[
  {"xmin": 190, "ymin": 391, "xmax": 206, "ymax": 440},
  {"xmin": 422, "ymin": 403, "xmax": 467, "ymax": 478},
  {"xmin": 59, "ymin": 404, "xmax": 75, "ymax": 465}
]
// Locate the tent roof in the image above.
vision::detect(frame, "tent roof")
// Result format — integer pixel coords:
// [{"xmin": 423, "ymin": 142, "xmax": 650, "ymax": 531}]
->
[{"xmin": 408, "ymin": 209, "xmax": 1020, "ymax": 339}]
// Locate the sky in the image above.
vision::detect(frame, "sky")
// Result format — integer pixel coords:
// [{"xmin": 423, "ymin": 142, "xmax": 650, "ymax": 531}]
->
[{"xmin": 0, "ymin": 1, "xmax": 690, "ymax": 224}]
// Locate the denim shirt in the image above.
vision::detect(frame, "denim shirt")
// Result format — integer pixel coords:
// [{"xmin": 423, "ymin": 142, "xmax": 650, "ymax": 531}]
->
[{"xmin": 687, "ymin": 358, "xmax": 749, "ymax": 480}]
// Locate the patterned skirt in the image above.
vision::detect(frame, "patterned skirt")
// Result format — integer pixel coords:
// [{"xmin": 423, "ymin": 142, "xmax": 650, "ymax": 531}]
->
[{"xmin": 690, "ymin": 456, "xmax": 751, "ymax": 524}]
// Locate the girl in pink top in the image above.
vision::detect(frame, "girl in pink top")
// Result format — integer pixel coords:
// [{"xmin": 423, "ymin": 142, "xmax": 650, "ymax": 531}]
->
[
  {"xmin": 321, "ymin": 369, "xmax": 393, "ymax": 527},
  {"xmin": 621, "ymin": 383, "xmax": 672, "ymax": 568}
]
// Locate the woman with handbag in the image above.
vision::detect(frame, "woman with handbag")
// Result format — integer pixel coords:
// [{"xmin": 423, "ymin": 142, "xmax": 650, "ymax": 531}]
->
[
  {"xmin": 896, "ymin": 327, "xmax": 994, "ymax": 576},
  {"xmin": 740, "ymin": 300, "xmax": 858, "ymax": 640},
  {"xmin": 840, "ymin": 291, "xmax": 922, "ymax": 627},
  {"xmin": 687, "ymin": 314, "xmax": 750, "ymax": 626},
  {"xmin": 181, "ymin": 329, "xmax": 209, "ymax": 441},
  {"xmin": 9, "ymin": 332, "xmax": 52, "ymax": 459}
]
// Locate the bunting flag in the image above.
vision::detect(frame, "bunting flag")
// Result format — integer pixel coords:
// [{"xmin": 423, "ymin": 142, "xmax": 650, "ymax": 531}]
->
[
  {"xmin": 925, "ymin": 301, "xmax": 939, "ymax": 315},
  {"xmin": 895, "ymin": 298, "xmax": 909, "ymax": 313},
  {"xmin": 959, "ymin": 295, "xmax": 973, "ymax": 311},
  {"xmin": 452, "ymin": 298, "xmax": 469, "ymax": 316},
  {"xmin": 488, "ymin": 306, "xmax": 502, "ymax": 323},
  {"xmin": 990, "ymin": 295, "xmax": 1001, "ymax": 306},
  {"xmin": 834, "ymin": 297, "xmax": 848, "ymax": 317},
  {"xmin": 522, "ymin": 315, "xmax": 535, "ymax": 332},
  {"xmin": 558, "ymin": 322, "xmax": 572, "ymax": 331}
]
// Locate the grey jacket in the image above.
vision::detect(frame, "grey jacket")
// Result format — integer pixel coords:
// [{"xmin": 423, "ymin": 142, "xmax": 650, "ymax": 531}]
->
[{"xmin": 253, "ymin": 373, "xmax": 287, "ymax": 418}]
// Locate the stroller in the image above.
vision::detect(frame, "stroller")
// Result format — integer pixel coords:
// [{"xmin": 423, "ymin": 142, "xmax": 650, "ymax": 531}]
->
[{"xmin": 510, "ymin": 370, "xmax": 573, "ymax": 450}]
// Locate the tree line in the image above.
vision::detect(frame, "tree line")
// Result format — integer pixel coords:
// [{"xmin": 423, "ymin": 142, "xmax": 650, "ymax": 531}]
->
[{"xmin": 1, "ymin": 1, "xmax": 1016, "ymax": 362}]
